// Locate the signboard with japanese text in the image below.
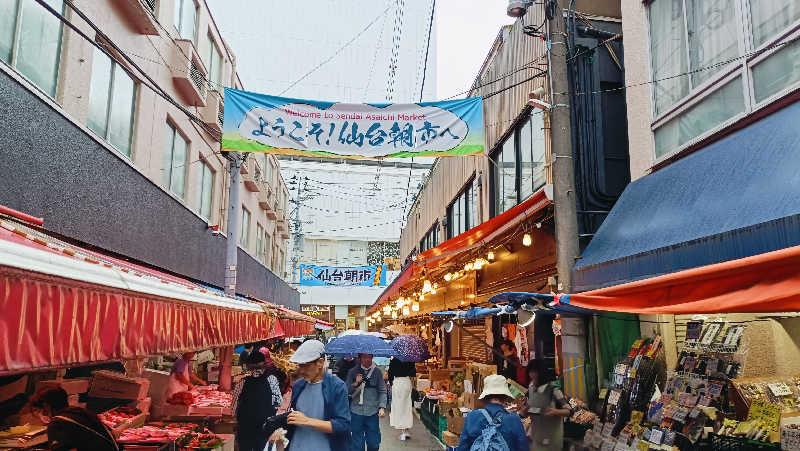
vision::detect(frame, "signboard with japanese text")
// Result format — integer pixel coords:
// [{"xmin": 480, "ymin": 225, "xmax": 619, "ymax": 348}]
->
[
  {"xmin": 222, "ymin": 88, "xmax": 484, "ymax": 159},
  {"xmin": 299, "ymin": 264, "xmax": 387, "ymax": 287}
]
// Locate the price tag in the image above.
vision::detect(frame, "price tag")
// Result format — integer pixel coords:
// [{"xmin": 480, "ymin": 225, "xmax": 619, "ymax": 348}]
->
[
  {"xmin": 633, "ymin": 354, "xmax": 643, "ymax": 369},
  {"xmin": 748, "ymin": 400, "xmax": 781, "ymax": 431},
  {"xmin": 769, "ymin": 382, "xmax": 793, "ymax": 397}
]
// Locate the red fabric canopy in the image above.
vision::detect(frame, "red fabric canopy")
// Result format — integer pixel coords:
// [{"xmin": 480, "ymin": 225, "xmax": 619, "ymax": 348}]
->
[
  {"xmin": 567, "ymin": 244, "xmax": 800, "ymax": 314},
  {"xmin": 0, "ymin": 266, "xmax": 273, "ymax": 375},
  {"xmin": 367, "ymin": 188, "xmax": 551, "ymax": 314}
]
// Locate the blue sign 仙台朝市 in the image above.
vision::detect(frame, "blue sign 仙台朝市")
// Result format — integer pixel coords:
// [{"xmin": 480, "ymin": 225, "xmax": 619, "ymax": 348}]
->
[
  {"xmin": 299, "ymin": 264, "xmax": 387, "ymax": 287},
  {"xmin": 222, "ymin": 88, "xmax": 484, "ymax": 159}
]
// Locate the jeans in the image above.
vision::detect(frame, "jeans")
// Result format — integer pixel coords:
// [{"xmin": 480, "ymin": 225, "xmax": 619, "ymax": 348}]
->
[{"xmin": 350, "ymin": 413, "xmax": 380, "ymax": 451}]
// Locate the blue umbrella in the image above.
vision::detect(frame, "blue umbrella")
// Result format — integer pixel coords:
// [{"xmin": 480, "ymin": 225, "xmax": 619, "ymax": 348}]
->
[
  {"xmin": 391, "ymin": 334, "xmax": 430, "ymax": 362},
  {"xmin": 325, "ymin": 334, "xmax": 395, "ymax": 357}
]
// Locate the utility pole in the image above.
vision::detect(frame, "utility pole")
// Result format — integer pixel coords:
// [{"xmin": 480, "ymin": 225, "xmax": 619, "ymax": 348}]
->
[
  {"xmin": 547, "ymin": 1, "xmax": 580, "ymax": 292},
  {"xmin": 289, "ymin": 176, "xmax": 307, "ymax": 284},
  {"xmin": 224, "ymin": 154, "xmax": 245, "ymax": 296}
]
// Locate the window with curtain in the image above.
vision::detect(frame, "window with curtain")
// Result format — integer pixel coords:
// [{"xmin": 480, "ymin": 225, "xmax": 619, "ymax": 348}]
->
[
  {"xmin": 256, "ymin": 223, "xmax": 264, "ymax": 260},
  {"xmin": 164, "ymin": 124, "xmax": 188, "ymax": 198},
  {"xmin": 202, "ymin": 32, "xmax": 222, "ymax": 90},
  {"xmin": 174, "ymin": 0, "xmax": 197, "ymax": 43},
  {"xmin": 88, "ymin": 48, "xmax": 136, "ymax": 156},
  {"xmin": 198, "ymin": 161, "xmax": 213, "ymax": 219},
  {"xmin": 240, "ymin": 207, "xmax": 251, "ymax": 248},
  {"xmin": 1, "ymin": 0, "xmax": 64, "ymax": 97},
  {"xmin": 648, "ymin": 0, "xmax": 800, "ymax": 159},
  {"xmin": 263, "ymin": 232, "xmax": 272, "ymax": 266}
]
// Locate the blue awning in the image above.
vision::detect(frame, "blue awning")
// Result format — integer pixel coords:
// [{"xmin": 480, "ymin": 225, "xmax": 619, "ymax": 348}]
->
[{"xmin": 573, "ymin": 100, "xmax": 800, "ymax": 292}]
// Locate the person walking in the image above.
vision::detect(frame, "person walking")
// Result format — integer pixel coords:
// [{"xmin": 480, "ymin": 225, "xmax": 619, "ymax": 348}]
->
[
  {"xmin": 387, "ymin": 357, "xmax": 416, "ymax": 441},
  {"xmin": 345, "ymin": 353, "xmax": 387, "ymax": 451},
  {"xmin": 519, "ymin": 360, "xmax": 572, "ymax": 451},
  {"xmin": 231, "ymin": 351, "xmax": 283, "ymax": 451},
  {"xmin": 456, "ymin": 374, "xmax": 528, "ymax": 451},
  {"xmin": 334, "ymin": 356, "xmax": 356, "ymax": 381},
  {"xmin": 31, "ymin": 388, "xmax": 119, "ymax": 451},
  {"xmin": 269, "ymin": 339, "xmax": 351, "ymax": 451}
]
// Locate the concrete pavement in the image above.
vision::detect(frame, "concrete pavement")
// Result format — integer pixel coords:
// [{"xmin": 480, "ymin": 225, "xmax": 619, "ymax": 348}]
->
[{"xmin": 377, "ymin": 412, "xmax": 445, "ymax": 451}]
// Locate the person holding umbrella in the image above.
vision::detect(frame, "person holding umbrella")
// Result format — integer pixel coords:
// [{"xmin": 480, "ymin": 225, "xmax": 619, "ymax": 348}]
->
[{"xmin": 345, "ymin": 353, "xmax": 387, "ymax": 451}]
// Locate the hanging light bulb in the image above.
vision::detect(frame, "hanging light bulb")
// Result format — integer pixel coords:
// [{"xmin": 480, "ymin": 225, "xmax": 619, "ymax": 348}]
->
[
  {"xmin": 487, "ymin": 251, "xmax": 495, "ymax": 261},
  {"xmin": 433, "ymin": 282, "xmax": 438, "ymax": 289},
  {"xmin": 473, "ymin": 259, "xmax": 483, "ymax": 270},
  {"xmin": 412, "ymin": 301, "xmax": 420, "ymax": 312},
  {"xmin": 402, "ymin": 306, "xmax": 410, "ymax": 316},
  {"xmin": 522, "ymin": 233, "xmax": 533, "ymax": 247},
  {"xmin": 383, "ymin": 305, "xmax": 391, "ymax": 314},
  {"xmin": 431, "ymin": 287, "xmax": 437, "ymax": 295},
  {"xmin": 444, "ymin": 273, "xmax": 452, "ymax": 282},
  {"xmin": 377, "ymin": 315, "xmax": 382, "ymax": 322},
  {"xmin": 420, "ymin": 294, "xmax": 425, "ymax": 301},
  {"xmin": 460, "ymin": 299, "xmax": 465, "ymax": 306},
  {"xmin": 423, "ymin": 279, "xmax": 432, "ymax": 293},
  {"xmin": 391, "ymin": 310, "xmax": 398, "ymax": 319},
  {"xmin": 464, "ymin": 262, "xmax": 473, "ymax": 271}
]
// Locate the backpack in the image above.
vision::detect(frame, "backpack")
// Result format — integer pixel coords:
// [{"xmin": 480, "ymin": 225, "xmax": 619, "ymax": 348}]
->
[{"xmin": 469, "ymin": 409, "xmax": 511, "ymax": 451}]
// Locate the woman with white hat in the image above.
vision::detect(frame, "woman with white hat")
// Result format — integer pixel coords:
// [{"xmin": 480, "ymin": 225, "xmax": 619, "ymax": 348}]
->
[{"xmin": 455, "ymin": 374, "xmax": 528, "ymax": 451}]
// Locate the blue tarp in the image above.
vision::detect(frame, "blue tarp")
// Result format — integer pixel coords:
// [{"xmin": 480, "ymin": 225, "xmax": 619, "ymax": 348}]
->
[
  {"xmin": 488, "ymin": 292, "xmax": 598, "ymax": 316},
  {"xmin": 572, "ymin": 100, "xmax": 800, "ymax": 292}
]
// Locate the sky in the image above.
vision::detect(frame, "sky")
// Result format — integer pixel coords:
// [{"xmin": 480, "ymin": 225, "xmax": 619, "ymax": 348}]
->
[
  {"xmin": 435, "ymin": 0, "xmax": 514, "ymax": 99},
  {"xmin": 207, "ymin": 0, "xmax": 515, "ymax": 244}
]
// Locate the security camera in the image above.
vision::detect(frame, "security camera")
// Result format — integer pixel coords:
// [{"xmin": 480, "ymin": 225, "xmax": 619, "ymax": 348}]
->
[
  {"xmin": 527, "ymin": 98, "xmax": 552, "ymax": 110},
  {"xmin": 507, "ymin": 0, "xmax": 533, "ymax": 17}
]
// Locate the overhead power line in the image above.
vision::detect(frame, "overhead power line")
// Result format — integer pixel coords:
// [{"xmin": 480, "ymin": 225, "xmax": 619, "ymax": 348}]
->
[{"xmin": 280, "ymin": 5, "xmax": 392, "ymax": 96}]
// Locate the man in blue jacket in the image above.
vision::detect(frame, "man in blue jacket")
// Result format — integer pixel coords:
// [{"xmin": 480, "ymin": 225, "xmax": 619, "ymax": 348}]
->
[{"xmin": 273, "ymin": 339, "xmax": 351, "ymax": 451}]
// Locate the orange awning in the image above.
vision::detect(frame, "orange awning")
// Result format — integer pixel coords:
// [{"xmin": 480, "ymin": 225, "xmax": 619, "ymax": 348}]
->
[
  {"xmin": 564, "ymin": 244, "xmax": 800, "ymax": 314},
  {"xmin": 368, "ymin": 188, "xmax": 551, "ymax": 314}
]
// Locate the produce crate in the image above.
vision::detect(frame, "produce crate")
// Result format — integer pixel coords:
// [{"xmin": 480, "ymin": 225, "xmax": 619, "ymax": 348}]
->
[
  {"xmin": 36, "ymin": 378, "xmax": 90, "ymax": 395},
  {"xmin": 421, "ymin": 412, "xmax": 447, "ymax": 441},
  {"xmin": 704, "ymin": 433, "xmax": 779, "ymax": 450},
  {"xmin": 90, "ymin": 371, "xmax": 150, "ymax": 400}
]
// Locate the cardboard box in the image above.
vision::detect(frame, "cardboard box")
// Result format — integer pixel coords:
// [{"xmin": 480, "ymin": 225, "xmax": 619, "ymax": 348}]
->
[
  {"xmin": 462, "ymin": 392, "xmax": 478, "ymax": 410},
  {"xmin": 135, "ymin": 397, "xmax": 152, "ymax": 414},
  {"xmin": 207, "ymin": 362, "xmax": 221, "ymax": 383},
  {"xmin": 442, "ymin": 431, "xmax": 460, "ymax": 447},
  {"xmin": 36, "ymin": 378, "xmax": 90, "ymax": 395},
  {"xmin": 446, "ymin": 409, "xmax": 465, "ymax": 435},
  {"xmin": 89, "ymin": 371, "xmax": 150, "ymax": 400}
]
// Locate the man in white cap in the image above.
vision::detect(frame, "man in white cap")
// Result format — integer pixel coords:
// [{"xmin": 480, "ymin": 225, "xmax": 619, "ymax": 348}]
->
[
  {"xmin": 270, "ymin": 339, "xmax": 351, "ymax": 451},
  {"xmin": 455, "ymin": 374, "xmax": 528, "ymax": 451}
]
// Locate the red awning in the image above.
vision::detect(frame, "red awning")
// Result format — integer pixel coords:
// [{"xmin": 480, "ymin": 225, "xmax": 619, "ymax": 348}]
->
[
  {"xmin": 0, "ymin": 216, "xmax": 282, "ymax": 375},
  {"xmin": 566, "ymin": 244, "xmax": 800, "ymax": 314},
  {"xmin": 367, "ymin": 187, "xmax": 551, "ymax": 314}
]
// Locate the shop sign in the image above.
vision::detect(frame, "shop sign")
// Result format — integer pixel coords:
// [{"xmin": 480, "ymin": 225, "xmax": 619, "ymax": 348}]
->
[
  {"xmin": 222, "ymin": 88, "xmax": 484, "ymax": 159},
  {"xmin": 299, "ymin": 264, "xmax": 387, "ymax": 287},
  {"xmin": 300, "ymin": 305, "xmax": 330, "ymax": 317}
]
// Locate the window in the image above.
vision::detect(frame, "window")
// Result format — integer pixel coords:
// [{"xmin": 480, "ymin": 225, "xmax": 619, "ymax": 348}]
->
[
  {"xmin": 419, "ymin": 222, "xmax": 440, "ymax": 253},
  {"xmin": 491, "ymin": 112, "xmax": 547, "ymax": 216},
  {"xmin": 240, "ymin": 207, "xmax": 250, "ymax": 248},
  {"xmin": 255, "ymin": 223, "xmax": 264, "ymax": 260},
  {"xmin": 263, "ymin": 232, "xmax": 272, "ymax": 265},
  {"xmin": 278, "ymin": 249, "xmax": 285, "ymax": 276},
  {"xmin": 174, "ymin": 0, "xmax": 197, "ymax": 43},
  {"xmin": 197, "ymin": 161, "xmax": 213, "ymax": 219},
  {"xmin": 648, "ymin": 0, "xmax": 800, "ymax": 159},
  {"xmin": 164, "ymin": 123, "xmax": 188, "ymax": 198},
  {"xmin": 1, "ymin": 0, "xmax": 64, "ymax": 97},
  {"xmin": 201, "ymin": 33, "xmax": 222, "ymax": 89},
  {"xmin": 88, "ymin": 48, "xmax": 136, "ymax": 156},
  {"xmin": 447, "ymin": 177, "xmax": 480, "ymax": 239}
]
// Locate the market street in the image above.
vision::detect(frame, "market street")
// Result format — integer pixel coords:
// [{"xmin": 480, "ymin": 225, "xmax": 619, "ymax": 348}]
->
[{"xmin": 378, "ymin": 414, "xmax": 443, "ymax": 451}]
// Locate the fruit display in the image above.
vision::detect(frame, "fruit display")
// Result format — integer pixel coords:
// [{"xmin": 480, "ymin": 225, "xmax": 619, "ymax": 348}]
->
[
  {"xmin": 117, "ymin": 422, "xmax": 200, "ymax": 443},
  {"xmin": 175, "ymin": 432, "xmax": 223, "ymax": 450},
  {"xmin": 98, "ymin": 406, "xmax": 142, "ymax": 428}
]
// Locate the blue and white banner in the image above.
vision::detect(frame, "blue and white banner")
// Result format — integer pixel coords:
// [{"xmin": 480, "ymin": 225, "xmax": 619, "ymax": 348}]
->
[
  {"xmin": 222, "ymin": 88, "xmax": 484, "ymax": 159},
  {"xmin": 300, "ymin": 264, "xmax": 387, "ymax": 287}
]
